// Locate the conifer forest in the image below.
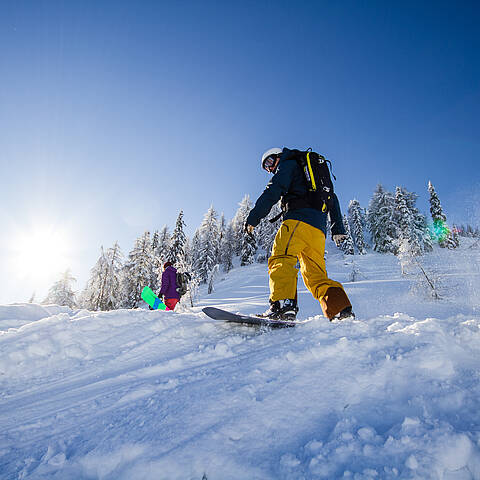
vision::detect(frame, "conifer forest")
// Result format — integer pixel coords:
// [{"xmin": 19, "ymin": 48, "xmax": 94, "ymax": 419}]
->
[{"xmin": 43, "ymin": 182, "xmax": 478, "ymax": 310}]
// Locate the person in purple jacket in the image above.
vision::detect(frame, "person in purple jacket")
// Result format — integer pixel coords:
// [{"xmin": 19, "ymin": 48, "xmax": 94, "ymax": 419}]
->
[{"xmin": 159, "ymin": 262, "xmax": 180, "ymax": 310}]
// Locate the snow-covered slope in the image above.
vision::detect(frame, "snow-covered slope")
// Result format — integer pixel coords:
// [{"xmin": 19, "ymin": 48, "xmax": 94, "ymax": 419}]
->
[
  {"xmin": 0, "ymin": 304, "xmax": 74, "ymax": 332},
  {"xmin": 1, "ymin": 245, "xmax": 480, "ymax": 479}
]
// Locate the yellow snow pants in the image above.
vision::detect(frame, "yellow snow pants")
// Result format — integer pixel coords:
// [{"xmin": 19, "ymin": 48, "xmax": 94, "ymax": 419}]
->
[{"xmin": 268, "ymin": 219, "xmax": 351, "ymax": 319}]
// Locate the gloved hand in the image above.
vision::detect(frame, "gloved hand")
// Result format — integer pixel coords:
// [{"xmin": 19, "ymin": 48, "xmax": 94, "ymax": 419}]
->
[
  {"xmin": 333, "ymin": 234, "xmax": 346, "ymax": 246},
  {"xmin": 244, "ymin": 222, "xmax": 255, "ymax": 235}
]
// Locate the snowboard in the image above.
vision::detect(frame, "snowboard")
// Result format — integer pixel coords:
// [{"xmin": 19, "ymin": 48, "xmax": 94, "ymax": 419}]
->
[
  {"xmin": 141, "ymin": 286, "xmax": 167, "ymax": 311},
  {"xmin": 202, "ymin": 306, "xmax": 299, "ymax": 328}
]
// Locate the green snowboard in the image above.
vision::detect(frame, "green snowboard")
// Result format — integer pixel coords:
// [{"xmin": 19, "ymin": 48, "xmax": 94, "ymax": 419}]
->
[{"xmin": 141, "ymin": 286, "xmax": 167, "ymax": 310}]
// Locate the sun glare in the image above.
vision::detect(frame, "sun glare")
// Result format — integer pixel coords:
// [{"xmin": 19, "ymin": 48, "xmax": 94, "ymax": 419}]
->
[{"xmin": 11, "ymin": 226, "xmax": 72, "ymax": 282}]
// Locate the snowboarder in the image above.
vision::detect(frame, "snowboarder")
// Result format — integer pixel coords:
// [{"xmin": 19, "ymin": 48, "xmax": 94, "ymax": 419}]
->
[
  {"xmin": 159, "ymin": 262, "xmax": 180, "ymax": 311},
  {"xmin": 245, "ymin": 147, "xmax": 354, "ymax": 321}
]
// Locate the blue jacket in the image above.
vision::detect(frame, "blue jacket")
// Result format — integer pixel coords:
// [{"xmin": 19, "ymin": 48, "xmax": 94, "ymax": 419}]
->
[{"xmin": 246, "ymin": 147, "xmax": 345, "ymax": 236}]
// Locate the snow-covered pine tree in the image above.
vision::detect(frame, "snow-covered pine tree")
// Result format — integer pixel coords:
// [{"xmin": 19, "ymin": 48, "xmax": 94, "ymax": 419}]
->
[
  {"xmin": 216, "ymin": 213, "xmax": 235, "ymax": 272},
  {"xmin": 404, "ymin": 190, "xmax": 432, "ymax": 253},
  {"xmin": 44, "ymin": 269, "xmax": 76, "ymax": 307},
  {"xmin": 150, "ymin": 231, "xmax": 161, "ymax": 292},
  {"xmin": 367, "ymin": 184, "xmax": 397, "ymax": 254},
  {"xmin": 219, "ymin": 222, "xmax": 234, "ymax": 272},
  {"xmin": 394, "ymin": 187, "xmax": 423, "ymax": 256},
  {"xmin": 190, "ymin": 230, "xmax": 202, "ymax": 270},
  {"xmin": 82, "ymin": 243, "xmax": 124, "ymax": 310},
  {"xmin": 241, "ymin": 230, "xmax": 257, "ymax": 265},
  {"xmin": 231, "ymin": 195, "xmax": 252, "ymax": 256},
  {"xmin": 445, "ymin": 230, "xmax": 459, "ymax": 249},
  {"xmin": 428, "ymin": 180, "xmax": 447, "ymax": 222},
  {"xmin": 340, "ymin": 215, "xmax": 355, "ymax": 255},
  {"xmin": 154, "ymin": 226, "xmax": 171, "ymax": 263},
  {"xmin": 348, "ymin": 199, "xmax": 367, "ymax": 254},
  {"xmin": 152, "ymin": 230, "xmax": 159, "ymax": 252},
  {"xmin": 81, "ymin": 246, "xmax": 107, "ymax": 310},
  {"xmin": 394, "ymin": 187, "xmax": 411, "ymax": 232},
  {"xmin": 427, "ymin": 180, "xmax": 450, "ymax": 247},
  {"xmin": 255, "ymin": 201, "xmax": 282, "ymax": 262},
  {"xmin": 195, "ymin": 206, "xmax": 220, "ymax": 284},
  {"xmin": 393, "ymin": 187, "xmax": 420, "ymax": 273},
  {"xmin": 168, "ymin": 210, "xmax": 188, "ymax": 268},
  {"xmin": 100, "ymin": 242, "xmax": 124, "ymax": 310},
  {"xmin": 217, "ymin": 213, "xmax": 227, "ymax": 265},
  {"xmin": 122, "ymin": 231, "xmax": 153, "ymax": 308},
  {"xmin": 181, "ymin": 236, "xmax": 200, "ymax": 306}
]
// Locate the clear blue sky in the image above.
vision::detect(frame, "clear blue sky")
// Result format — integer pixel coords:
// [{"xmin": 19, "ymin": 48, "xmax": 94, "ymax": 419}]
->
[{"xmin": 0, "ymin": 0, "xmax": 479, "ymax": 303}]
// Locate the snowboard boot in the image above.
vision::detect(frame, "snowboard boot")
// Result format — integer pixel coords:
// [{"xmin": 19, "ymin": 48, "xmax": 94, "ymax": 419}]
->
[
  {"xmin": 261, "ymin": 299, "xmax": 298, "ymax": 321},
  {"xmin": 331, "ymin": 306, "xmax": 355, "ymax": 321}
]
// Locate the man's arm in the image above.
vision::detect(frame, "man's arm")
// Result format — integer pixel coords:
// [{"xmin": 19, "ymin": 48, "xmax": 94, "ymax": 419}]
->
[
  {"xmin": 246, "ymin": 160, "xmax": 294, "ymax": 227},
  {"xmin": 329, "ymin": 193, "xmax": 347, "ymax": 245}
]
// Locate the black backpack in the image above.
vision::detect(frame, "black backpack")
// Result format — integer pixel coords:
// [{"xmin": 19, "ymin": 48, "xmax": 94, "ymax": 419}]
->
[
  {"xmin": 295, "ymin": 148, "xmax": 336, "ymax": 213},
  {"xmin": 176, "ymin": 272, "xmax": 191, "ymax": 298},
  {"xmin": 269, "ymin": 148, "xmax": 337, "ymax": 223}
]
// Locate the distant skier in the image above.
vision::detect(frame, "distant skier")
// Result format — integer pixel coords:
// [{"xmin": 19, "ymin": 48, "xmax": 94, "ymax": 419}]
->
[
  {"xmin": 159, "ymin": 262, "xmax": 180, "ymax": 311},
  {"xmin": 245, "ymin": 147, "xmax": 354, "ymax": 321}
]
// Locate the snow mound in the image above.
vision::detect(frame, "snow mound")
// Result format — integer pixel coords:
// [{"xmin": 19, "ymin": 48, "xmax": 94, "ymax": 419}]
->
[{"xmin": 0, "ymin": 303, "xmax": 75, "ymax": 331}]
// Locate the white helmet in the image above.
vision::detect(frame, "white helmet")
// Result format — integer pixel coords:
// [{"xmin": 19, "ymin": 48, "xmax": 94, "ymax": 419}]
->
[{"xmin": 261, "ymin": 147, "xmax": 282, "ymax": 169}]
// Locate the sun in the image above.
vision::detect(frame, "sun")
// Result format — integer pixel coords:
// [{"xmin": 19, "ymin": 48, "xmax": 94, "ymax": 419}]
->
[{"xmin": 11, "ymin": 225, "xmax": 72, "ymax": 283}]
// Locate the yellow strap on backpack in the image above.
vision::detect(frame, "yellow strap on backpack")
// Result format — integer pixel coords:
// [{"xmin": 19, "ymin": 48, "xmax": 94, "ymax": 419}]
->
[{"xmin": 306, "ymin": 152, "xmax": 317, "ymax": 192}]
